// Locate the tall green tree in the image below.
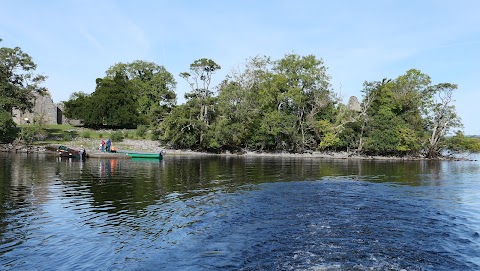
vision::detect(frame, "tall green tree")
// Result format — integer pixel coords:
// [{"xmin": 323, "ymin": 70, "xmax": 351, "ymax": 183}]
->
[
  {"xmin": 270, "ymin": 54, "xmax": 335, "ymax": 152},
  {"xmin": 359, "ymin": 74, "xmax": 426, "ymax": 156},
  {"xmin": 180, "ymin": 58, "xmax": 220, "ymax": 125},
  {"xmin": 106, "ymin": 60, "xmax": 177, "ymax": 125},
  {"xmin": 0, "ymin": 39, "xmax": 47, "ymax": 115},
  {"xmin": 357, "ymin": 69, "xmax": 461, "ymax": 157},
  {"xmin": 64, "ymin": 73, "xmax": 140, "ymax": 128},
  {"xmin": 63, "ymin": 91, "xmax": 91, "ymax": 121},
  {"xmin": 0, "ymin": 39, "xmax": 46, "ymax": 142},
  {"xmin": 179, "ymin": 58, "xmax": 221, "ymax": 145},
  {"xmin": 213, "ymin": 54, "xmax": 336, "ymax": 152},
  {"xmin": 213, "ymin": 56, "xmax": 271, "ymax": 151}
]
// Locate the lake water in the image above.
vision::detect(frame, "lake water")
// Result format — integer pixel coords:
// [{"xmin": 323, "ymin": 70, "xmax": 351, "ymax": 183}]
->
[{"xmin": 0, "ymin": 153, "xmax": 479, "ymax": 270}]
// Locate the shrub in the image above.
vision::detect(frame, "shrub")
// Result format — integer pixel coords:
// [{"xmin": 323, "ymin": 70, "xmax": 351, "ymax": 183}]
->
[
  {"xmin": 150, "ymin": 129, "xmax": 161, "ymax": 141},
  {"xmin": 19, "ymin": 126, "xmax": 48, "ymax": 144},
  {"xmin": 63, "ymin": 134, "xmax": 74, "ymax": 141},
  {"xmin": 81, "ymin": 131, "xmax": 91, "ymax": 138},
  {"xmin": 0, "ymin": 109, "xmax": 18, "ymax": 143},
  {"xmin": 110, "ymin": 131, "xmax": 124, "ymax": 142},
  {"xmin": 123, "ymin": 130, "xmax": 132, "ymax": 139},
  {"xmin": 136, "ymin": 125, "xmax": 148, "ymax": 139}
]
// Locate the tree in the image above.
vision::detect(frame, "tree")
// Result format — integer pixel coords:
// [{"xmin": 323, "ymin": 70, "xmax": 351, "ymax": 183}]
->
[
  {"xmin": 106, "ymin": 60, "xmax": 177, "ymax": 125},
  {"xmin": 179, "ymin": 58, "xmax": 221, "ymax": 145},
  {"xmin": 160, "ymin": 103, "xmax": 206, "ymax": 149},
  {"xmin": 0, "ymin": 108, "xmax": 17, "ymax": 143},
  {"xmin": 272, "ymin": 54, "xmax": 335, "ymax": 152},
  {"xmin": 0, "ymin": 39, "xmax": 47, "ymax": 115},
  {"xmin": 63, "ymin": 91, "xmax": 91, "ymax": 121},
  {"xmin": 213, "ymin": 56, "xmax": 271, "ymax": 151},
  {"xmin": 355, "ymin": 69, "xmax": 461, "ymax": 157},
  {"xmin": 64, "ymin": 74, "xmax": 140, "ymax": 128},
  {"xmin": 423, "ymin": 83, "xmax": 462, "ymax": 158},
  {"xmin": 180, "ymin": 58, "xmax": 220, "ymax": 125},
  {"xmin": 445, "ymin": 131, "xmax": 480, "ymax": 154}
]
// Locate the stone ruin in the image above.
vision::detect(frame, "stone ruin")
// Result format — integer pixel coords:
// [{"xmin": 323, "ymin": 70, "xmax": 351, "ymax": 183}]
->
[
  {"xmin": 347, "ymin": 96, "xmax": 361, "ymax": 112},
  {"xmin": 11, "ymin": 92, "xmax": 80, "ymax": 125}
]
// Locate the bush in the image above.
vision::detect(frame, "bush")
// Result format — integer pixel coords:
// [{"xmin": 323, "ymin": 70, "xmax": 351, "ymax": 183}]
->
[
  {"xmin": 110, "ymin": 131, "xmax": 124, "ymax": 142},
  {"xmin": 19, "ymin": 126, "xmax": 48, "ymax": 144},
  {"xmin": 0, "ymin": 109, "xmax": 18, "ymax": 143},
  {"xmin": 136, "ymin": 125, "xmax": 148, "ymax": 138},
  {"xmin": 150, "ymin": 129, "xmax": 161, "ymax": 141},
  {"xmin": 123, "ymin": 130, "xmax": 132, "ymax": 139},
  {"xmin": 63, "ymin": 133, "xmax": 74, "ymax": 141},
  {"xmin": 445, "ymin": 132, "xmax": 480, "ymax": 153},
  {"xmin": 81, "ymin": 131, "xmax": 91, "ymax": 138}
]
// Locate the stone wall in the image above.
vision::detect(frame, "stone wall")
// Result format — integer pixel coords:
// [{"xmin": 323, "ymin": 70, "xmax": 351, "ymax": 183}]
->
[
  {"xmin": 347, "ymin": 96, "xmax": 361, "ymax": 112},
  {"xmin": 12, "ymin": 92, "xmax": 62, "ymax": 125}
]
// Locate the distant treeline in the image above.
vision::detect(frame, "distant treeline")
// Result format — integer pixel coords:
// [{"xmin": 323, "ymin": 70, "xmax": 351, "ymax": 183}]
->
[{"xmin": 1, "ymin": 38, "xmax": 478, "ymax": 156}]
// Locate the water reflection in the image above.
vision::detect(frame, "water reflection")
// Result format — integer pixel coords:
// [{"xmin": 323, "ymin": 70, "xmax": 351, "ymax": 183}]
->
[
  {"xmin": 0, "ymin": 153, "xmax": 479, "ymax": 270},
  {"xmin": 2, "ymin": 154, "xmax": 480, "ymax": 216}
]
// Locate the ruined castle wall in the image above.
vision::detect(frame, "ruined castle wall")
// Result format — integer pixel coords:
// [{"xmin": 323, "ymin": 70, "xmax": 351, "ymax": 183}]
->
[{"xmin": 12, "ymin": 93, "xmax": 61, "ymax": 125}]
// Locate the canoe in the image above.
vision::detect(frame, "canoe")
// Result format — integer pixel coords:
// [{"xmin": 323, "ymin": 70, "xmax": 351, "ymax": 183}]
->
[{"xmin": 124, "ymin": 152, "xmax": 164, "ymax": 159}]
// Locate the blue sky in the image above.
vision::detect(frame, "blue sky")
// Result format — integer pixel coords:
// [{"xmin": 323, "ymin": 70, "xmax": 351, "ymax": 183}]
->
[{"xmin": 1, "ymin": 0, "xmax": 479, "ymax": 134}]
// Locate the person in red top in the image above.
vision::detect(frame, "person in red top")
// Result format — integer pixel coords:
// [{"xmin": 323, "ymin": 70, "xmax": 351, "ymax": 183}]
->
[{"xmin": 100, "ymin": 139, "xmax": 105, "ymax": 152}]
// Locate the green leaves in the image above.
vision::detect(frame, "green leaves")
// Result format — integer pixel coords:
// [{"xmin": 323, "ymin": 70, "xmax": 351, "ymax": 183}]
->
[
  {"xmin": 0, "ymin": 42, "xmax": 46, "ymax": 115},
  {"xmin": 64, "ymin": 74, "xmax": 140, "ymax": 128},
  {"xmin": 105, "ymin": 60, "xmax": 177, "ymax": 126},
  {"xmin": 0, "ymin": 40, "xmax": 45, "ymax": 142},
  {"xmin": 0, "ymin": 108, "xmax": 18, "ymax": 143}
]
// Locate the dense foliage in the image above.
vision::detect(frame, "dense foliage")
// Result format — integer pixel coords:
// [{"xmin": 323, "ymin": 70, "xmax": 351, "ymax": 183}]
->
[
  {"xmin": 64, "ymin": 73, "xmax": 140, "ymax": 128},
  {"xmin": 445, "ymin": 132, "xmax": 480, "ymax": 154},
  {"xmin": 64, "ymin": 61, "xmax": 177, "ymax": 128},
  {"xmin": 105, "ymin": 61, "xmax": 177, "ymax": 126},
  {"xmin": 161, "ymin": 56, "xmax": 464, "ymax": 157},
  {"xmin": 2, "ymin": 37, "xmax": 473, "ymax": 156},
  {"xmin": 0, "ymin": 38, "xmax": 46, "ymax": 142},
  {"xmin": 0, "ymin": 108, "xmax": 18, "ymax": 142}
]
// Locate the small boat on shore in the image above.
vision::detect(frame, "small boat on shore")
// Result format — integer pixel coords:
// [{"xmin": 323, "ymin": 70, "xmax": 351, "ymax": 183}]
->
[{"xmin": 57, "ymin": 145, "xmax": 87, "ymax": 160}]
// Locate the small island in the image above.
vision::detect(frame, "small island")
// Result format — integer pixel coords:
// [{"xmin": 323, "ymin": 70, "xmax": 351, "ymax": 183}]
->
[{"xmin": 1, "ymin": 40, "xmax": 479, "ymax": 158}]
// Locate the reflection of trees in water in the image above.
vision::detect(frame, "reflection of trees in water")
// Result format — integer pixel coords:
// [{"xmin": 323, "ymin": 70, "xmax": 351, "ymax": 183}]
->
[
  {"xmin": 0, "ymin": 154, "xmax": 59, "ymax": 252},
  {"xmin": 2, "ymin": 154, "xmax": 479, "ymax": 233},
  {"xmin": 0, "ymin": 154, "xmax": 56, "ymax": 205}
]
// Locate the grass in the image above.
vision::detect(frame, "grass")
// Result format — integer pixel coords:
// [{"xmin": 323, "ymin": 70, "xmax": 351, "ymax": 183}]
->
[{"xmin": 17, "ymin": 124, "xmax": 154, "ymax": 149}]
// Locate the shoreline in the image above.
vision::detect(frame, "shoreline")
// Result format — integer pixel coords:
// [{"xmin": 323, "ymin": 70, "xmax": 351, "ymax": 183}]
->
[
  {"xmin": 0, "ymin": 139, "xmax": 477, "ymax": 161},
  {"xmin": 0, "ymin": 140, "xmax": 476, "ymax": 161}
]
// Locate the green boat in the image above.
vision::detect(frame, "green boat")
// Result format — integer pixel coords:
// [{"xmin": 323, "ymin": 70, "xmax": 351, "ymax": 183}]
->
[{"xmin": 124, "ymin": 151, "xmax": 165, "ymax": 159}]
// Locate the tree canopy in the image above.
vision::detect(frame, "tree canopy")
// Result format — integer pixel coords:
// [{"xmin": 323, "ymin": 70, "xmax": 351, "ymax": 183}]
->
[
  {"xmin": 64, "ymin": 73, "xmax": 140, "ymax": 128},
  {"xmin": 105, "ymin": 60, "xmax": 177, "ymax": 125},
  {"xmin": 0, "ymin": 38, "xmax": 46, "ymax": 142},
  {"xmin": 0, "ymin": 39, "xmax": 47, "ymax": 115},
  {"xmin": 2, "ymin": 36, "xmax": 464, "ymax": 157},
  {"xmin": 64, "ymin": 60, "xmax": 177, "ymax": 128}
]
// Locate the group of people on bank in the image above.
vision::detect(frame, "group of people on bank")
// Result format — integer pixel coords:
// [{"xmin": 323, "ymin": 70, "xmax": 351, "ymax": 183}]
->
[{"xmin": 100, "ymin": 138, "xmax": 116, "ymax": 152}]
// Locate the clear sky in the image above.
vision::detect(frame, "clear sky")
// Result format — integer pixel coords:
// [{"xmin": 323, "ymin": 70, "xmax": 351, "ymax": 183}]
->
[{"xmin": 1, "ymin": 0, "xmax": 479, "ymax": 134}]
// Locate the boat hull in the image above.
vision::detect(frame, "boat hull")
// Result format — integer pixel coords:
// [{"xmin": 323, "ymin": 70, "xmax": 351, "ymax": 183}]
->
[
  {"xmin": 125, "ymin": 152, "xmax": 163, "ymax": 159},
  {"xmin": 57, "ymin": 145, "xmax": 87, "ymax": 159}
]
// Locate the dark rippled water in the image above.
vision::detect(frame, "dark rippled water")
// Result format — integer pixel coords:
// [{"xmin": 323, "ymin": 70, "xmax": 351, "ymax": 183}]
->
[{"xmin": 0, "ymin": 153, "xmax": 479, "ymax": 270}]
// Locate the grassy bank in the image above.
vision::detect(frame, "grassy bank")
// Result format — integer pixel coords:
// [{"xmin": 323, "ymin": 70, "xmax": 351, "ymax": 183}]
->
[
  {"xmin": 12, "ymin": 124, "xmax": 164, "ymax": 152},
  {"xmin": 18, "ymin": 124, "xmax": 157, "ymax": 144}
]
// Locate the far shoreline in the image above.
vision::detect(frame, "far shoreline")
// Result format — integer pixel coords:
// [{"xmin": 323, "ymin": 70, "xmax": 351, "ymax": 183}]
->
[{"xmin": 1, "ymin": 140, "xmax": 477, "ymax": 161}]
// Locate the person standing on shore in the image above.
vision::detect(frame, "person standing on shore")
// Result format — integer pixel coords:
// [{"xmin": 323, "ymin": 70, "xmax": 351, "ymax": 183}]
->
[
  {"xmin": 106, "ymin": 138, "xmax": 111, "ymax": 152},
  {"xmin": 100, "ymin": 139, "xmax": 105, "ymax": 152}
]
